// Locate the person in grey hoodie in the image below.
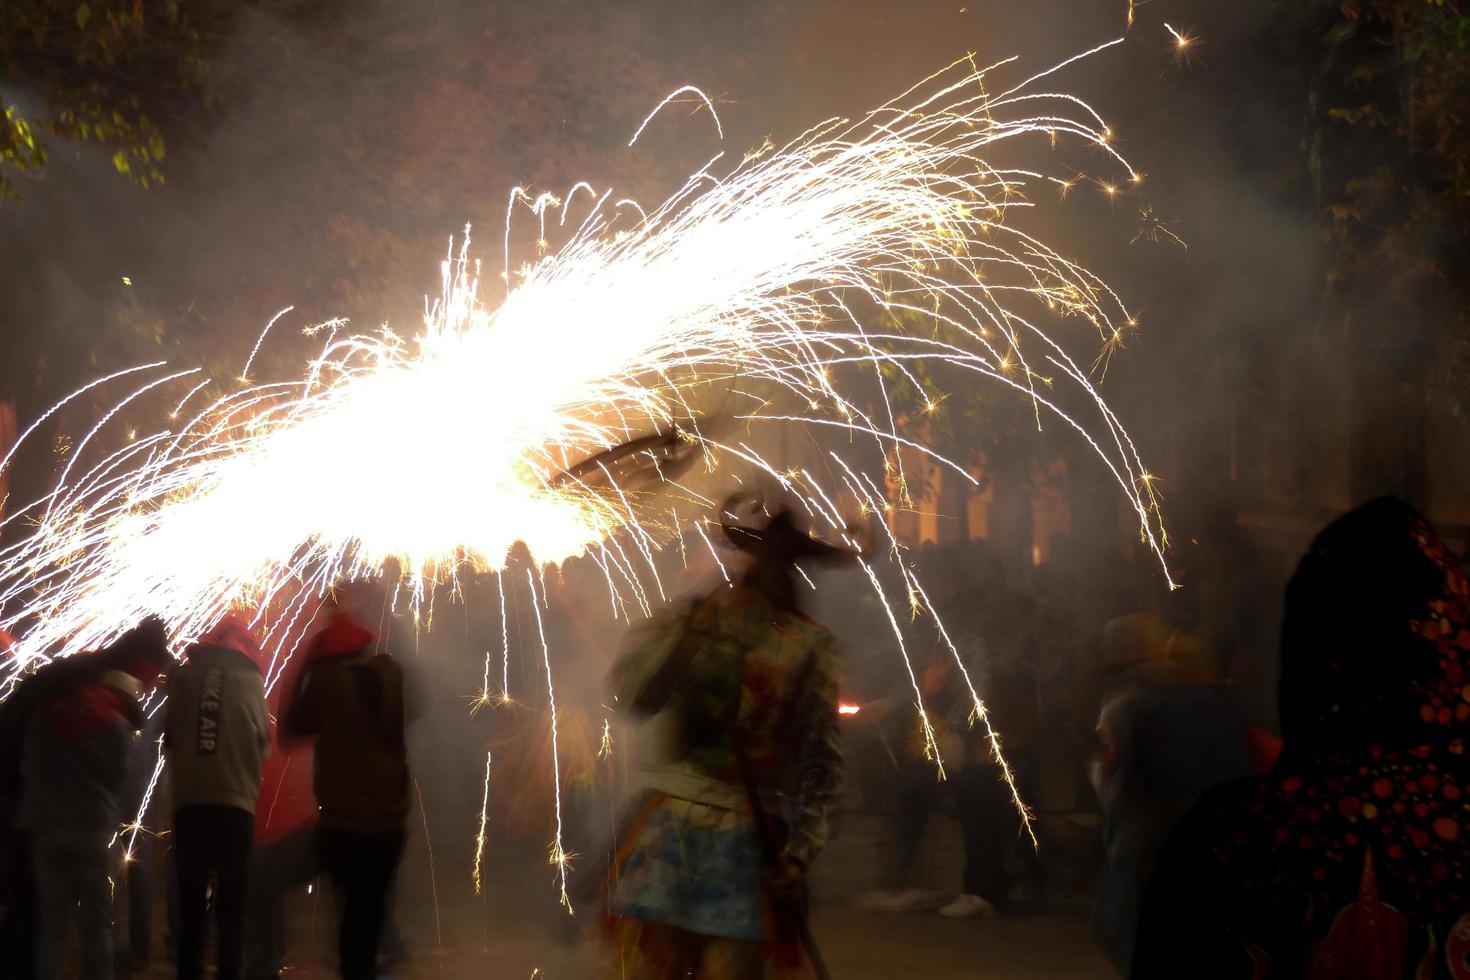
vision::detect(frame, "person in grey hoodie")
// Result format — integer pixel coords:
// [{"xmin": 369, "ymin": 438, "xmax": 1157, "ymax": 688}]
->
[{"xmin": 165, "ymin": 615, "xmax": 270, "ymax": 980}]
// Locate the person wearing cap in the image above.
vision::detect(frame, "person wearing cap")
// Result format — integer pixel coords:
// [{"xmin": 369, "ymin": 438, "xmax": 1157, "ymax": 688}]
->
[
  {"xmin": 602, "ymin": 497, "xmax": 848, "ymax": 978},
  {"xmin": 15, "ymin": 618, "xmax": 172, "ymax": 980},
  {"xmin": 283, "ymin": 604, "xmax": 412, "ymax": 980},
  {"xmin": 164, "ymin": 614, "xmax": 271, "ymax": 980}
]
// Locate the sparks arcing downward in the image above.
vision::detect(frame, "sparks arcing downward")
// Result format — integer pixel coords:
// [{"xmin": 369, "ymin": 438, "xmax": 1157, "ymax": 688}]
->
[
  {"xmin": 1, "ymin": 49, "xmax": 1175, "ymax": 866},
  {"xmin": 858, "ymin": 559, "xmax": 946, "ymax": 780},
  {"xmin": 526, "ymin": 569, "xmax": 572, "ymax": 912},
  {"xmin": 413, "ymin": 779, "xmax": 445, "ymax": 949},
  {"xmin": 473, "ymin": 749, "xmax": 493, "ymax": 895},
  {"xmin": 118, "ymin": 738, "xmax": 166, "ymax": 860},
  {"xmin": 498, "ymin": 573, "xmax": 510, "ymax": 703}
]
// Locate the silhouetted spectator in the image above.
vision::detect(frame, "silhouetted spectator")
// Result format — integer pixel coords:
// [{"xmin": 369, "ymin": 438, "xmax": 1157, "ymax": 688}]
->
[
  {"xmin": 285, "ymin": 608, "xmax": 412, "ymax": 980},
  {"xmin": 165, "ymin": 615, "xmax": 270, "ymax": 980},
  {"xmin": 1133, "ymin": 498, "xmax": 1470, "ymax": 979},
  {"xmin": 242, "ymin": 660, "xmax": 319, "ymax": 980},
  {"xmin": 0, "ymin": 627, "xmax": 91, "ymax": 980},
  {"xmin": 120, "ymin": 707, "xmax": 164, "ymax": 973},
  {"xmin": 1091, "ymin": 613, "xmax": 1252, "ymax": 976},
  {"xmin": 17, "ymin": 618, "xmax": 171, "ymax": 980},
  {"xmin": 857, "ymin": 606, "xmax": 1041, "ymax": 920}
]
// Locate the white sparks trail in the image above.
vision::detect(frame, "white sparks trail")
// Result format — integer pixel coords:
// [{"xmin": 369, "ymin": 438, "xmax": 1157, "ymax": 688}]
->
[
  {"xmin": 498, "ymin": 574, "xmax": 510, "ymax": 703},
  {"xmin": 414, "ymin": 778, "xmax": 445, "ymax": 949},
  {"xmin": 242, "ymin": 306, "xmax": 295, "ymax": 382},
  {"xmin": 473, "ymin": 749, "xmax": 493, "ymax": 895},
  {"xmin": 0, "ymin": 49, "xmax": 1175, "ymax": 865},
  {"xmin": 526, "ymin": 569, "xmax": 572, "ymax": 912},
  {"xmin": 629, "ymin": 85, "xmax": 723, "ymax": 146},
  {"xmin": 118, "ymin": 739, "xmax": 166, "ymax": 859},
  {"xmin": 858, "ymin": 559, "xmax": 946, "ymax": 779}
]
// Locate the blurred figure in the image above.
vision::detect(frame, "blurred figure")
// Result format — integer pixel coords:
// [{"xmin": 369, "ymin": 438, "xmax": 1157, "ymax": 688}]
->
[
  {"xmin": 1133, "ymin": 498, "xmax": 1470, "ymax": 979},
  {"xmin": 285, "ymin": 605, "xmax": 412, "ymax": 980},
  {"xmin": 603, "ymin": 501, "xmax": 846, "ymax": 978},
  {"xmin": 0, "ymin": 622, "xmax": 49, "ymax": 980},
  {"xmin": 17, "ymin": 618, "xmax": 172, "ymax": 980},
  {"xmin": 857, "ymin": 605, "xmax": 1040, "ymax": 920},
  {"xmin": 165, "ymin": 615, "xmax": 271, "ymax": 980},
  {"xmin": 1090, "ymin": 613, "xmax": 1252, "ymax": 976},
  {"xmin": 241, "ymin": 671, "xmax": 319, "ymax": 980},
  {"xmin": 852, "ymin": 669, "xmax": 955, "ymax": 915},
  {"xmin": 119, "ymin": 704, "xmax": 164, "ymax": 973}
]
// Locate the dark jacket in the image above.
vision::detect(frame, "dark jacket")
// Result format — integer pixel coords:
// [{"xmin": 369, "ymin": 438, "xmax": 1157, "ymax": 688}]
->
[
  {"xmin": 0, "ymin": 656, "xmax": 111, "ymax": 804},
  {"xmin": 16, "ymin": 675, "xmax": 141, "ymax": 835},
  {"xmin": 286, "ymin": 632, "xmax": 411, "ymax": 833},
  {"xmin": 1133, "ymin": 498, "xmax": 1470, "ymax": 980}
]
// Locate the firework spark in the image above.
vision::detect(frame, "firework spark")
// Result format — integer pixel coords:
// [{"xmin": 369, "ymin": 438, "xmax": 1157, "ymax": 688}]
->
[
  {"xmin": 414, "ymin": 778, "xmax": 445, "ymax": 949},
  {"xmin": 473, "ymin": 749, "xmax": 493, "ymax": 895},
  {"xmin": 1, "ymin": 47, "xmax": 1171, "ymax": 868},
  {"xmin": 1164, "ymin": 22, "xmax": 1203, "ymax": 68}
]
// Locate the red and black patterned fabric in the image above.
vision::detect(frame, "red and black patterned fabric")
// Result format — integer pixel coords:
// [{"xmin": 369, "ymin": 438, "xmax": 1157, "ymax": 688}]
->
[{"xmin": 1134, "ymin": 497, "xmax": 1470, "ymax": 980}]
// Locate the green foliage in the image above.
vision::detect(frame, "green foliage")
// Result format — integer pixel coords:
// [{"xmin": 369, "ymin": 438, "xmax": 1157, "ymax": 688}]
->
[
  {"xmin": 1314, "ymin": 0, "xmax": 1470, "ymax": 277},
  {"xmin": 1314, "ymin": 0, "xmax": 1470, "ymax": 419},
  {"xmin": 0, "ymin": 0, "xmax": 212, "ymax": 200}
]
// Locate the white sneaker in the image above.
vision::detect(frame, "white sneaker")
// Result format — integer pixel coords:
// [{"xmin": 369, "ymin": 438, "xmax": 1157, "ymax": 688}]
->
[
  {"xmin": 855, "ymin": 888, "xmax": 944, "ymax": 911},
  {"xmin": 938, "ymin": 893, "xmax": 997, "ymax": 919}
]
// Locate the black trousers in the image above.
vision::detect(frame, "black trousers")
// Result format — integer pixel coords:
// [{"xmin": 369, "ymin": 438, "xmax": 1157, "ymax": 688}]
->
[
  {"xmin": 174, "ymin": 805, "xmax": 253, "ymax": 980},
  {"xmin": 318, "ymin": 827, "xmax": 405, "ymax": 980},
  {"xmin": 0, "ymin": 826, "xmax": 33, "ymax": 980}
]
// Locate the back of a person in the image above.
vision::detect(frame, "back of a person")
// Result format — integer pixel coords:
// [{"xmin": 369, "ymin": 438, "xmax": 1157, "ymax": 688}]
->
[
  {"xmin": 310, "ymin": 654, "xmax": 409, "ymax": 831},
  {"xmin": 287, "ymin": 622, "xmax": 413, "ymax": 980},
  {"xmin": 16, "ymin": 680, "xmax": 131, "ymax": 834},
  {"xmin": 1133, "ymin": 499, "xmax": 1470, "ymax": 980},
  {"xmin": 1145, "ymin": 750, "xmax": 1470, "ymax": 979},
  {"xmin": 648, "ymin": 584, "xmax": 834, "ymax": 790},
  {"xmin": 167, "ymin": 642, "xmax": 269, "ymax": 811},
  {"xmin": 1128, "ymin": 682, "xmax": 1251, "ymax": 835}
]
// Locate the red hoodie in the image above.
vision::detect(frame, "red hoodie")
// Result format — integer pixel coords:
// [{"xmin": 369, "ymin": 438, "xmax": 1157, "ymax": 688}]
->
[{"xmin": 231, "ymin": 619, "xmax": 318, "ymax": 846}]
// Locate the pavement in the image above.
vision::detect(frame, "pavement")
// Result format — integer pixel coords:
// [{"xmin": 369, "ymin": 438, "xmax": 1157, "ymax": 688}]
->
[{"xmin": 131, "ymin": 810, "xmax": 1117, "ymax": 979}]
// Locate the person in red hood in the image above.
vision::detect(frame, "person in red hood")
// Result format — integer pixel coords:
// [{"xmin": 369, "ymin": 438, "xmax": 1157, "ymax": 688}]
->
[
  {"xmin": 241, "ymin": 626, "xmax": 320, "ymax": 980},
  {"xmin": 284, "ymin": 606, "xmax": 413, "ymax": 980},
  {"xmin": 17, "ymin": 618, "xmax": 172, "ymax": 980},
  {"xmin": 165, "ymin": 614, "xmax": 270, "ymax": 980}
]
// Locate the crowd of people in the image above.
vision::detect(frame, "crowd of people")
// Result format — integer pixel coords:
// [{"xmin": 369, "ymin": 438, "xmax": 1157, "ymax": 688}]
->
[
  {"xmin": 0, "ymin": 594, "xmax": 414, "ymax": 980},
  {"xmin": 0, "ymin": 494, "xmax": 1465, "ymax": 979}
]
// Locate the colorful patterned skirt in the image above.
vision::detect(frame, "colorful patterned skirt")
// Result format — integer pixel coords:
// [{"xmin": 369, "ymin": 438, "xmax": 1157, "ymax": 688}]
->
[{"xmin": 602, "ymin": 793, "xmax": 805, "ymax": 979}]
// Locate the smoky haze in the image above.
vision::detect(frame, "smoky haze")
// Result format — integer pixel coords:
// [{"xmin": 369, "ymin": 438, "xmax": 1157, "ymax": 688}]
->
[{"xmin": 3, "ymin": 0, "xmax": 1467, "ymax": 974}]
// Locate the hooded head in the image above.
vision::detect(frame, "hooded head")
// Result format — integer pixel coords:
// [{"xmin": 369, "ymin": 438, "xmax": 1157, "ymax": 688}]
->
[
  {"xmin": 309, "ymin": 610, "xmax": 375, "ymax": 661},
  {"xmin": 101, "ymin": 616, "xmax": 173, "ymax": 688},
  {"xmin": 192, "ymin": 613, "xmax": 265, "ymax": 671},
  {"xmin": 1277, "ymin": 497, "xmax": 1470, "ymax": 754}
]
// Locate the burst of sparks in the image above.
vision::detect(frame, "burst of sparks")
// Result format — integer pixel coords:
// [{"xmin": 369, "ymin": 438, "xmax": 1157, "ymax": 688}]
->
[{"xmin": 1, "ymin": 48, "xmax": 1174, "ymax": 870}]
